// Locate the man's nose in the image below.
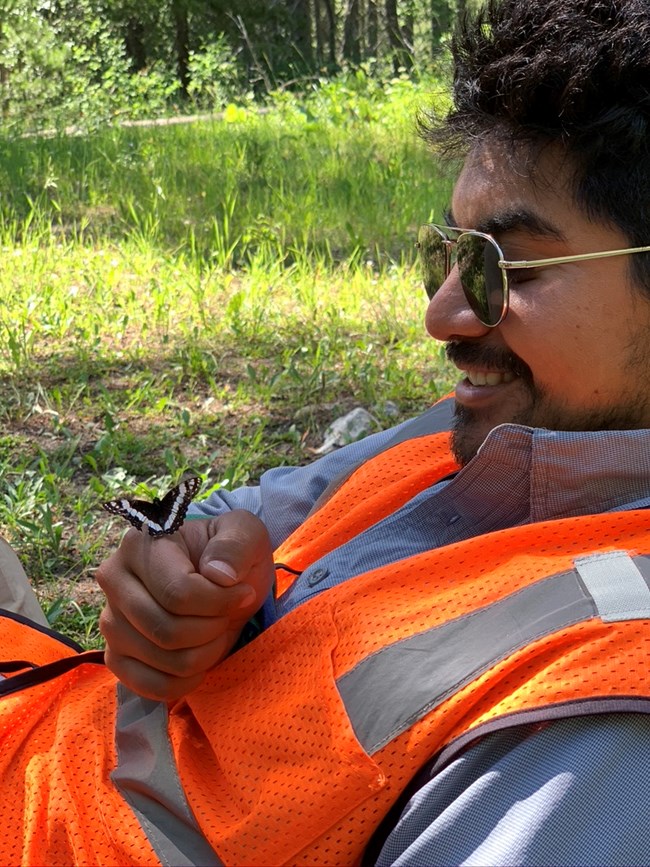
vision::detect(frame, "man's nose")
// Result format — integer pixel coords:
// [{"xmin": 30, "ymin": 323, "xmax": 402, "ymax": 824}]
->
[{"xmin": 425, "ymin": 266, "xmax": 492, "ymax": 341}]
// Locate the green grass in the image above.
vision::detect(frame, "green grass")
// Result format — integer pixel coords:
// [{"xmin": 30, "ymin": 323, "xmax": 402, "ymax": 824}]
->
[{"xmin": 0, "ymin": 72, "xmax": 457, "ymax": 646}]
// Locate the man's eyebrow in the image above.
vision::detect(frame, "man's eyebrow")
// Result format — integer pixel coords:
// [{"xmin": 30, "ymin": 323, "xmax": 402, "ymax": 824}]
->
[{"xmin": 444, "ymin": 206, "xmax": 565, "ymax": 241}]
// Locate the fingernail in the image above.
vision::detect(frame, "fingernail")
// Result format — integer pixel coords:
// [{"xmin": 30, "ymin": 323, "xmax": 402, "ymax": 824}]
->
[{"xmin": 206, "ymin": 560, "xmax": 238, "ymax": 583}]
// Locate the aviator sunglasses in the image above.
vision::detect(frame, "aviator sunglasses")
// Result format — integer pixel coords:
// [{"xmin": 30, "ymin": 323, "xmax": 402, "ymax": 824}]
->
[{"xmin": 417, "ymin": 223, "xmax": 650, "ymax": 327}]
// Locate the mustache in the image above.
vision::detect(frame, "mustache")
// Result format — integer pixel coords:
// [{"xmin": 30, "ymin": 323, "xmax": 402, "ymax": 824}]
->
[{"xmin": 445, "ymin": 341, "xmax": 532, "ymax": 381}]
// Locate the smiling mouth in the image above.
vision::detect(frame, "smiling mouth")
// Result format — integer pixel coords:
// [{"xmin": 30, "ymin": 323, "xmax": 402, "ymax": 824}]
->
[
  {"xmin": 446, "ymin": 341, "xmax": 530, "ymax": 388},
  {"xmin": 463, "ymin": 369, "xmax": 518, "ymax": 387}
]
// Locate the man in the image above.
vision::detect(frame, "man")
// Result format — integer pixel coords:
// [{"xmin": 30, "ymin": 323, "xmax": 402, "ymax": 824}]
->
[{"xmin": 2, "ymin": 0, "xmax": 650, "ymax": 864}]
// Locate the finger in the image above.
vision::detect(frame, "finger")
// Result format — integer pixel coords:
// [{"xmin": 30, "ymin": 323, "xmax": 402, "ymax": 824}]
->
[
  {"xmin": 96, "ymin": 535, "xmax": 257, "ymax": 619},
  {"xmin": 200, "ymin": 558, "xmax": 239, "ymax": 587},
  {"xmin": 99, "ymin": 597, "xmax": 228, "ymax": 653},
  {"xmin": 98, "ymin": 564, "xmax": 256, "ymax": 646},
  {"xmin": 100, "ymin": 603, "xmax": 236, "ymax": 675},
  {"xmin": 103, "ymin": 646, "xmax": 207, "ymax": 702},
  {"xmin": 198, "ymin": 510, "xmax": 273, "ymax": 588}
]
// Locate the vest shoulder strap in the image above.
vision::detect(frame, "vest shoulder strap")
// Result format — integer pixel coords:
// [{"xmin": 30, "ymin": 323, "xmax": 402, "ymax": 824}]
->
[
  {"xmin": 308, "ymin": 396, "xmax": 456, "ymax": 516},
  {"xmin": 0, "ymin": 609, "xmax": 104, "ymax": 696}
]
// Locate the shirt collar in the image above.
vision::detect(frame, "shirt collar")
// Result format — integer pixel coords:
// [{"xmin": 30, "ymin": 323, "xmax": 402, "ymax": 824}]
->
[{"xmin": 456, "ymin": 424, "xmax": 650, "ymax": 523}]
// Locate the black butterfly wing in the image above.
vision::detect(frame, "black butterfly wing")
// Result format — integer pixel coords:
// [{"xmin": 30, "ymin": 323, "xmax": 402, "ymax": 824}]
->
[
  {"xmin": 154, "ymin": 476, "xmax": 202, "ymax": 535},
  {"xmin": 102, "ymin": 496, "xmax": 166, "ymax": 534},
  {"xmin": 102, "ymin": 476, "xmax": 201, "ymax": 537}
]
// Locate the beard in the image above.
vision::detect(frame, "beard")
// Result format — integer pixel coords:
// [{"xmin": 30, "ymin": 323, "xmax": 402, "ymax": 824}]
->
[{"xmin": 446, "ymin": 340, "xmax": 650, "ymax": 466}]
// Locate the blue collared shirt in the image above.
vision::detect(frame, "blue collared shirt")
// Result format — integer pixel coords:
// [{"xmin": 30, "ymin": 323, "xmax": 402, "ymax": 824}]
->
[{"xmin": 192, "ymin": 420, "xmax": 650, "ymax": 619}]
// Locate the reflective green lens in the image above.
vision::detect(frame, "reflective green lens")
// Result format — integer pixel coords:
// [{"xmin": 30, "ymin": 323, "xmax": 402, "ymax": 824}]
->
[
  {"xmin": 482, "ymin": 237, "xmax": 507, "ymax": 325},
  {"xmin": 417, "ymin": 225, "xmax": 447, "ymax": 299},
  {"xmin": 456, "ymin": 234, "xmax": 505, "ymax": 326},
  {"xmin": 417, "ymin": 225, "xmax": 506, "ymax": 326}
]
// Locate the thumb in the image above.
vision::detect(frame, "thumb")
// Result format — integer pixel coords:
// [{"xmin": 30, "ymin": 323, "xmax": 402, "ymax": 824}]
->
[
  {"xmin": 197, "ymin": 510, "xmax": 274, "ymax": 596},
  {"xmin": 202, "ymin": 555, "xmax": 239, "ymax": 587}
]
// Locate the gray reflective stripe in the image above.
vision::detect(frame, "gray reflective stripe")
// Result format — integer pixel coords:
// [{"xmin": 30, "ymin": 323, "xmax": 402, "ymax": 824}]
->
[
  {"xmin": 112, "ymin": 684, "xmax": 222, "ymax": 867},
  {"xmin": 337, "ymin": 569, "xmax": 595, "ymax": 754},
  {"xmin": 338, "ymin": 551, "xmax": 650, "ymax": 755},
  {"xmin": 575, "ymin": 551, "xmax": 650, "ymax": 622}
]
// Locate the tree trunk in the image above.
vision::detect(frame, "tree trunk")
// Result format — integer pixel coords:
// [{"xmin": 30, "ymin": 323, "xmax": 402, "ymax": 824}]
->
[
  {"xmin": 402, "ymin": 0, "xmax": 414, "ymax": 71},
  {"xmin": 322, "ymin": 0, "xmax": 337, "ymax": 68},
  {"xmin": 288, "ymin": 0, "xmax": 314, "ymax": 71},
  {"xmin": 0, "ymin": 17, "xmax": 7, "ymax": 121},
  {"xmin": 124, "ymin": 17, "xmax": 147, "ymax": 73},
  {"xmin": 343, "ymin": 0, "xmax": 361, "ymax": 65},
  {"xmin": 0, "ymin": 0, "xmax": 17, "ymax": 119},
  {"xmin": 366, "ymin": 0, "xmax": 379, "ymax": 59},
  {"xmin": 171, "ymin": 0, "xmax": 190, "ymax": 98},
  {"xmin": 430, "ymin": 0, "xmax": 452, "ymax": 58},
  {"xmin": 314, "ymin": 0, "xmax": 325, "ymax": 67},
  {"xmin": 385, "ymin": 0, "xmax": 411, "ymax": 74}
]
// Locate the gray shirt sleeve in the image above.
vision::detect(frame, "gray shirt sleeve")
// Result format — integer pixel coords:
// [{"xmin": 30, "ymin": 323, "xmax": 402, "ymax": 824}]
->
[
  {"xmin": 188, "ymin": 416, "xmax": 421, "ymax": 549},
  {"xmin": 375, "ymin": 713, "xmax": 650, "ymax": 867}
]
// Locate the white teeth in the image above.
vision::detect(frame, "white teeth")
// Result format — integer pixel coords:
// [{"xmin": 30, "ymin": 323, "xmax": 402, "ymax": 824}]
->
[{"xmin": 466, "ymin": 370, "xmax": 516, "ymax": 387}]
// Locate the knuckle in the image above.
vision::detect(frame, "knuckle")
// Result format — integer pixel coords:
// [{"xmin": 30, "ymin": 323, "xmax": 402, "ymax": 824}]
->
[
  {"xmin": 167, "ymin": 655, "xmax": 197, "ymax": 679},
  {"xmin": 94, "ymin": 561, "xmax": 111, "ymax": 592},
  {"xmin": 103, "ymin": 648, "xmax": 133, "ymax": 686},
  {"xmin": 161, "ymin": 646, "xmax": 204, "ymax": 679},
  {"xmin": 158, "ymin": 576, "xmax": 193, "ymax": 614},
  {"xmin": 149, "ymin": 617, "xmax": 184, "ymax": 651},
  {"xmin": 104, "ymin": 650, "xmax": 185, "ymax": 702},
  {"xmin": 98, "ymin": 607, "xmax": 109, "ymax": 634},
  {"xmin": 98, "ymin": 606, "xmax": 116, "ymax": 640}
]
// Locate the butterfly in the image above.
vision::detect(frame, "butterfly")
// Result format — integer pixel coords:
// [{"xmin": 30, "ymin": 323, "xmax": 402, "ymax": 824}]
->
[{"xmin": 102, "ymin": 476, "xmax": 202, "ymax": 537}]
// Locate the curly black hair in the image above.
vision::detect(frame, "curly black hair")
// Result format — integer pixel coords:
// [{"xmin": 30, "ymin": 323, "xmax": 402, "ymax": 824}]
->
[{"xmin": 422, "ymin": 0, "xmax": 650, "ymax": 290}]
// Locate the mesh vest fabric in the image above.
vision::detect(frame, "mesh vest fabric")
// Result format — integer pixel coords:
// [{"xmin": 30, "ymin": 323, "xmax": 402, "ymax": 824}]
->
[
  {"xmin": 0, "ymin": 626, "xmax": 160, "ymax": 865},
  {"xmin": 173, "ymin": 430, "xmax": 650, "ymax": 866},
  {"xmin": 0, "ymin": 428, "xmax": 649, "ymax": 866},
  {"xmin": 274, "ymin": 426, "xmax": 459, "ymax": 595}
]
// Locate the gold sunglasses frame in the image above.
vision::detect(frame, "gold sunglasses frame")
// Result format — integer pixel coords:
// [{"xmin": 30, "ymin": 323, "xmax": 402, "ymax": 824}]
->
[{"xmin": 418, "ymin": 223, "xmax": 650, "ymax": 327}]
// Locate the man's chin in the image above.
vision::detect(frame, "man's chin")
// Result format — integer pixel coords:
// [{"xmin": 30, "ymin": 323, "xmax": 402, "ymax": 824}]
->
[
  {"xmin": 450, "ymin": 409, "xmax": 494, "ymax": 465},
  {"xmin": 450, "ymin": 396, "xmax": 531, "ymax": 464},
  {"xmin": 450, "ymin": 385, "xmax": 553, "ymax": 463},
  {"xmin": 451, "ymin": 387, "xmax": 650, "ymax": 466}
]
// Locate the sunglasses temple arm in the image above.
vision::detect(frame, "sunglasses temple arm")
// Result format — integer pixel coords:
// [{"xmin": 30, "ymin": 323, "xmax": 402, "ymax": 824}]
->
[{"xmin": 501, "ymin": 246, "xmax": 650, "ymax": 270}]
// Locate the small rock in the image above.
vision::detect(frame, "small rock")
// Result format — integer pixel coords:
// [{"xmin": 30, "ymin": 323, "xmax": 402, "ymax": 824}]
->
[
  {"xmin": 378, "ymin": 400, "xmax": 400, "ymax": 418},
  {"xmin": 310, "ymin": 407, "xmax": 378, "ymax": 455}
]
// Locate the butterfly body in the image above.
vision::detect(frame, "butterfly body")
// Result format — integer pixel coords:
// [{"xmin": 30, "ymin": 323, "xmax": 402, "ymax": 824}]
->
[{"xmin": 102, "ymin": 477, "xmax": 201, "ymax": 537}]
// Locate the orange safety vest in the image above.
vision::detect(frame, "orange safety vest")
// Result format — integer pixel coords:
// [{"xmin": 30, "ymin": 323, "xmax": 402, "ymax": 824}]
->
[{"xmin": 2, "ymin": 401, "xmax": 650, "ymax": 866}]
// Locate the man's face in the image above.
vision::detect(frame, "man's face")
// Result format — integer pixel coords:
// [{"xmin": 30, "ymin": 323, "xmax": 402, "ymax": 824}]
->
[{"xmin": 425, "ymin": 141, "xmax": 650, "ymax": 465}]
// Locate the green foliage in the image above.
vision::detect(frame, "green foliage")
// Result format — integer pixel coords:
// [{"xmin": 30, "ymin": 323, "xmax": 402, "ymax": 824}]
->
[
  {"xmin": 0, "ymin": 71, "xmax": 455, "ymax": 264},
  {"xmin": 0, "ymin": 0, "xmax": 182, "ymax": 133},
  {"xmin": 187, "ymin": 35, "xmax": 248, "ymax": 110},
  {"xmin": 0, "ymin": 0, "xmax": 463, "ymax": 134}
]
